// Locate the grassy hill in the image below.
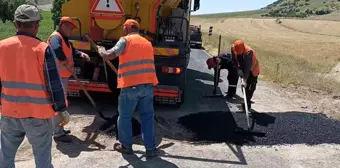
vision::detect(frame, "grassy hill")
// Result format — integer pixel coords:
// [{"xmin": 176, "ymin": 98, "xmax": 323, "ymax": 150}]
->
[{"xmin": 262, "ymin": 0, "xmax": 340, "ymax": 17}]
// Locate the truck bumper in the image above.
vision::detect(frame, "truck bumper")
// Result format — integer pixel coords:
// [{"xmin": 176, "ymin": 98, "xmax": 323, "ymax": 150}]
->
[
  {"xmin": 66, "ymin": 80, "xmax": 183, "ymax": 104},
  {"xmin": 154, "ymin": 85, "xmax": 183, "ymax": 105},
  {"xmin": 190, "ymin": 41, "xmax": 202, "ymax": 46}
]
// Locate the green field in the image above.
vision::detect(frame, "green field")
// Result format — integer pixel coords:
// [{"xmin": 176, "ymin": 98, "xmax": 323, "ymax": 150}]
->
[
  {"xmin": 0, "ymin": 11, "xmax": 54, "ymax": 41},
  {"xmin": 192, "ymin": 10, "xmax": 340, "ymax": 93},
  {"xmin": 192, "ymin": 10, "xmax": 269, "ymax": 18}
]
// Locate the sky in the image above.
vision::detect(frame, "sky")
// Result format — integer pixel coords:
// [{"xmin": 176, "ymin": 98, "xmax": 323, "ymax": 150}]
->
[{"xmin": 191, "ymin": 0, "xmax": 278, "ymax": 15}]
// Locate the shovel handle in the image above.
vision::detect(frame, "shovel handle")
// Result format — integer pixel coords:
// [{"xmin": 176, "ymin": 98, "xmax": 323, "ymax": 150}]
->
[
  {"xmin": 65, "ymin": 64, "xmax": 97, "ymax": 108},
  {"xmin": 241, "ymin": 78, "xmax": 250, "ymax": 129},
  {"xmin": 84, "ymin": 35, "xmax": 118, "ymax": 74}
]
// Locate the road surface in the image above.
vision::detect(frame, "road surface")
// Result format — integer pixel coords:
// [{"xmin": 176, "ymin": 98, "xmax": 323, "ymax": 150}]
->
[{"xmin": 13, "ymin": 49, "xmax": 340, "ymax": 168}]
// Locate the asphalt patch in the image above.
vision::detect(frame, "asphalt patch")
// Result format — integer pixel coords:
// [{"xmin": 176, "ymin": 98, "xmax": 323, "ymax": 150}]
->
[
  {"xmin": 99, "ymin": 114, "xmax": 142, "ymax": 139},
  {"xmin": 177, "ymin": 111, "xmax": 340, "ymax": 146}
]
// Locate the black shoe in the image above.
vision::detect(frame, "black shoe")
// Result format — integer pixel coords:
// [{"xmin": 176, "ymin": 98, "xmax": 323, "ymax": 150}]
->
[
  {"xmin": 146, "ymin": 149, "xmax": 158, "ymax": 158},
  {"xmin": 54, "ymin": 134, "xmax": 72, "ymax": 143},
  {"xmin": 113, "ymin": 143, "xmax": 133, "ymax": 155},
  {"xmin": 64, "ymin": 129, "xmax": 71, "ymax": 135}
]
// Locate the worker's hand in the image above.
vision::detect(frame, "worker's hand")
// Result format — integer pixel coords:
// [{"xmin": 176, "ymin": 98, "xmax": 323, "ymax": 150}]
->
[
  {"xmin": 80, "ymin": 52, "xmax": 90, "ymax": 62},
  {"xmin": 59, "ymin": 110, "xmax": 70, "ymax": 126},
  {"xmin": 238, "ymin": 70, "xmax": 244, "ymax": 77},
  {"xmin": 97, "ymin": 46, "xmax": 106, "ymax": 56},
  {"xmin": 241, "ymin": 80, "xmax": 247, "ymax": 88}
]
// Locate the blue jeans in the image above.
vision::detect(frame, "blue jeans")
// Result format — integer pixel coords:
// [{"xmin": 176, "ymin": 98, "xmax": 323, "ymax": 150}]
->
[
  {"xmin": 0, "ymin": 116, "xmax": 54, "ymax": 168},
  {"xmin": 118, "ymin": 84, "xmax": 155, "ymax": 150}
]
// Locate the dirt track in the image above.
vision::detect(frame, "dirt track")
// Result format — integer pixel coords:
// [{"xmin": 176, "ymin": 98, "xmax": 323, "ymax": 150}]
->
[{"xmin": 10, "ymin": 49, "xmax": 340, "ymax": 167}]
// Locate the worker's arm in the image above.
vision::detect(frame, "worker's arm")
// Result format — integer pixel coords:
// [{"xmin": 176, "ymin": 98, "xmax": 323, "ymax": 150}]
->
[
  {"xmin": 44, "ymin": 46, "xmax": 67, "ymax": 112},
  {"xmin": 70, "ymin": 43, "xmax": 91, "ymax": 61},
  {"xmin": 49, "ymin": 35, "xmax": 67, "ymax": 61},
  {"xmin": 218, "ymin": 53, "xmax": 236, "ymax": 69},
  {"xmin": 71, "ymin": 43, "xmax": 82, "ymax": 57},
  {"xmin": 98, "ymin": 38, "xmax": 126, "ymax": 60},
  {"xmin": 231, "ymin": 46, "xmax": 240, "ymax": 68},
  {"xmin": 243, "ymin": 50, "xmax": 253, "ymax": 81}
]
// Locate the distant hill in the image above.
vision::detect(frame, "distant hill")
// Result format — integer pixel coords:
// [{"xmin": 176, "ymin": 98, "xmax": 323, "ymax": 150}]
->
[{"xmin": 261, "ymin": 0, "xmax": 340, "ymax": 17}]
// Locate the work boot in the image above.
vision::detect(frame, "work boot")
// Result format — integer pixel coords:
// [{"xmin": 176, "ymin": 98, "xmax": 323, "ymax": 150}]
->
[
  {"xmin": 146, "ymin": 149, "xmax": 158, "ymax": 159},
  {"xmin": 54, "ymin": 134, "xmax": 72, "ymax": 143},
  {"xmin": 226, "ymin": 92, "xmax": 235, "ymax": 99},
  {"xmin": 64, "ymin": 129, "xmax": 71, "ymax": 135},
  {"xmin": 113, "ymin": 143, "xmax": 133, "ymax": 155}
]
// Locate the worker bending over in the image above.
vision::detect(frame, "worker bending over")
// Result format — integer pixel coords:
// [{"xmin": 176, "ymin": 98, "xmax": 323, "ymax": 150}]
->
[
  {"xmin": 47, "ymin": 17, "xmax": 90, "ymax": 143},
  {"xmin": 231, "ymin": 40, "xmax": 260, "ymax": 110},
  {"xmin": 206, "ymin": 52, "xmax": 239, "ymax": 98},
  {"xmin": 98, "ymin": 19, "xmax": 159, "ymax": 158},
  {"xmin": 0, "ymin": 4, "xmax": 69, "ymax": 168}
]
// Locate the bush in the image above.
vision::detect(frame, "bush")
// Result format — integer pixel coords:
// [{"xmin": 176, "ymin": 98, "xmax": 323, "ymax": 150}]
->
[
  {"xmin": 51, "ymin": 0, "xmax": 69, "ymax": 26},
  {"xmin": 0, "ymin": 0, "xmax": 38, "ymax": 23},
  {"xmin": 315, "ymin": 8, "xmax": 332, "ymax": 15}
]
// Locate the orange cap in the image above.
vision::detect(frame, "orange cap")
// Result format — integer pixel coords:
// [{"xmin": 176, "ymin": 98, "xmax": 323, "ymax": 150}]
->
[
  {"xmin": 233, "ymin": 40, "xmax": 245, "ymax": 54},
  {"xmin": 60, "ymin": 17, "xmax": 78, "ymax": 28},
  {"xmin": 123, "ymin": 19, "xmax": 140, "ymax": 28}
]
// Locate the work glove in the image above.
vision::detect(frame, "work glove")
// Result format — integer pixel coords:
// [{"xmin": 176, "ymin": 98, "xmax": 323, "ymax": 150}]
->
[
  {"xmin": 241, "ymin": 80, "xmax": 247, "ymax": 88},
  {"xmin": 97, "ymin": 46, "xmax": 106, "ymax": 56},
  {"xmin": 59, "ymin": 110, "xmax": 70, "ymax": 126},
  {"xmin": 238, "ymin": 69, "xmax": 244, "ymax": 77}
]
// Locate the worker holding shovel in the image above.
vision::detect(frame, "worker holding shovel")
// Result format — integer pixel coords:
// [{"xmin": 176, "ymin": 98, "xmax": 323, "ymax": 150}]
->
[
  {"xmin": 231, "ymin": 40, "xmax": 260, "ymax": 111},
  {"xmin": 47, "ymin": 17, "xmax": 91, "ymax": 143},
  {"xmin": 97, "ymin": 19, "xmax": 159, "ymax": 158}
]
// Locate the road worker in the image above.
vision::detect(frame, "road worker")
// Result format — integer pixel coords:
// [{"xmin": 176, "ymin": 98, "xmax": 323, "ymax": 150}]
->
[
  {"xmin": 97, "ymin": 19, "xmax": 159, "ymax": 158},
  {"xmin": 47, "ymin": 16, "xmax": 90, "ymax": 143},
  {"xmin": 231, "ymin": 40, "xmax": 260, "ymax": 111},
  {"xmin": 206, "ymin": 52, "xmax": 239, "ymax": 98},
  {"xmin": 0, "ymin": 4, "xmax": 69, "ymax": 168}
]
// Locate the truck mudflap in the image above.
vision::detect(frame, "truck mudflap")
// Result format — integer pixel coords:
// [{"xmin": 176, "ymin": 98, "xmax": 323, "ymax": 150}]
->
[{"xmin": 154, "ymin": 85, "xmax": 183, "ymax": 105}]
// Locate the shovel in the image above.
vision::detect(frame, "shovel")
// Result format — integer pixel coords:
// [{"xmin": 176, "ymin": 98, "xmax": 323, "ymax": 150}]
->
[
  {"xmin": 84, "ymin": 35, "xmax": 172, "ymax": 132},
  {"xmin": 234, "ymin": 78, "xmax": 266, "ymax": 137},
  {"xmin": 65, "ymin": 64, "xmax": 112, "ymax": 121},
  {"xmin": 241, "ymin": 78, "xmax": 250, "ymax": 130}
]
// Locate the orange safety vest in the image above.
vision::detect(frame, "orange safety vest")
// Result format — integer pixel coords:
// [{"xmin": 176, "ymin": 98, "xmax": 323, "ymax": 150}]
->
[
  {"xmin": 0, "ymin": 35, "xmax": 56, "ymax": 119},
  {"xmin": 47, "ymin": 31, "xmax": 74, "ymax": 79},
  {"xmin": 117, "ymin": 34, "xmax": 159, "ymax": 88},
  {"xmin": 231, "ymin": 44, "xmax": 260, "ymax": 76}
]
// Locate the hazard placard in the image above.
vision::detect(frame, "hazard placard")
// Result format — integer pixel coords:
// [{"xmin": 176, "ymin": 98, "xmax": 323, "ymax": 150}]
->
[{"xmin": 91, "ymin": 0, "xmax": 124, "ymax": 15}]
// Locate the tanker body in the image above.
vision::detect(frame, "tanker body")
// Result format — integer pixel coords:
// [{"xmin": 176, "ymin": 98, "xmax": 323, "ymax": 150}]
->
[{"xmin": 57, "ymin": 0, "xmax": 200, "ymax": 105}]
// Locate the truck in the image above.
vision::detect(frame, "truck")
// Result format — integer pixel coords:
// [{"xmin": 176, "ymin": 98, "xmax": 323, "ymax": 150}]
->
[
  {"xmin": 56, "ymin": 0, "xmax": 200, "ymax": 106},
  {"xmin": 189, "ymin": 25, "xmax": 202, "ymax": 49}
]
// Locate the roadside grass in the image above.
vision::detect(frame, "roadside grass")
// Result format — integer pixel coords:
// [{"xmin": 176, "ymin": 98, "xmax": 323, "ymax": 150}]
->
[
  {"xmin": 202, "ymin": 32, "xmax": 340, "ymax": 93},
  {"xmin": 0, "ymin": 11, "xmax": 54, "ymax": 41}
]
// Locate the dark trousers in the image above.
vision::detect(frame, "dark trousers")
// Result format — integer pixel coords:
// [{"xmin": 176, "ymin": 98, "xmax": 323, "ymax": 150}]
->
[
  {"xmin": 242, "ymin": 73, "xmax": 258, "ymax": 107},
  {"xmin": 226, "ymin": 67, "xmax": 239, "ymax": 97}
]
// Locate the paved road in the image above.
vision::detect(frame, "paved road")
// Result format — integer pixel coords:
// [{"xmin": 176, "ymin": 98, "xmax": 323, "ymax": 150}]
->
[{"xmin": 14, "ymin": 49, "xmax": 340, "ymax": 168}]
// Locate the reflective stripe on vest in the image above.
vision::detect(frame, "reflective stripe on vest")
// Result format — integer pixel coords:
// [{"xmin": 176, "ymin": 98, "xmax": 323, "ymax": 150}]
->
[
  {"xmin": 118, "ymin": 59, "xmax": 156, "ymax": 78},
  {"xmin": 47, "ymin": 31, "xmax": 74, "ymax": 78},
  {"xmin": 231, "ymin": 44, "xmax": 260, "ymax": 76},
  {"xmin": 1, "ymin": 81, "xmax": 50, "ymax": 104},
  {"xmin": 0, "ymin": 35, "xmax": 55, "ymax": 119},
  {"xmin": 117, "ymin": 34, "xmax": 159, "ymax": 88}
]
